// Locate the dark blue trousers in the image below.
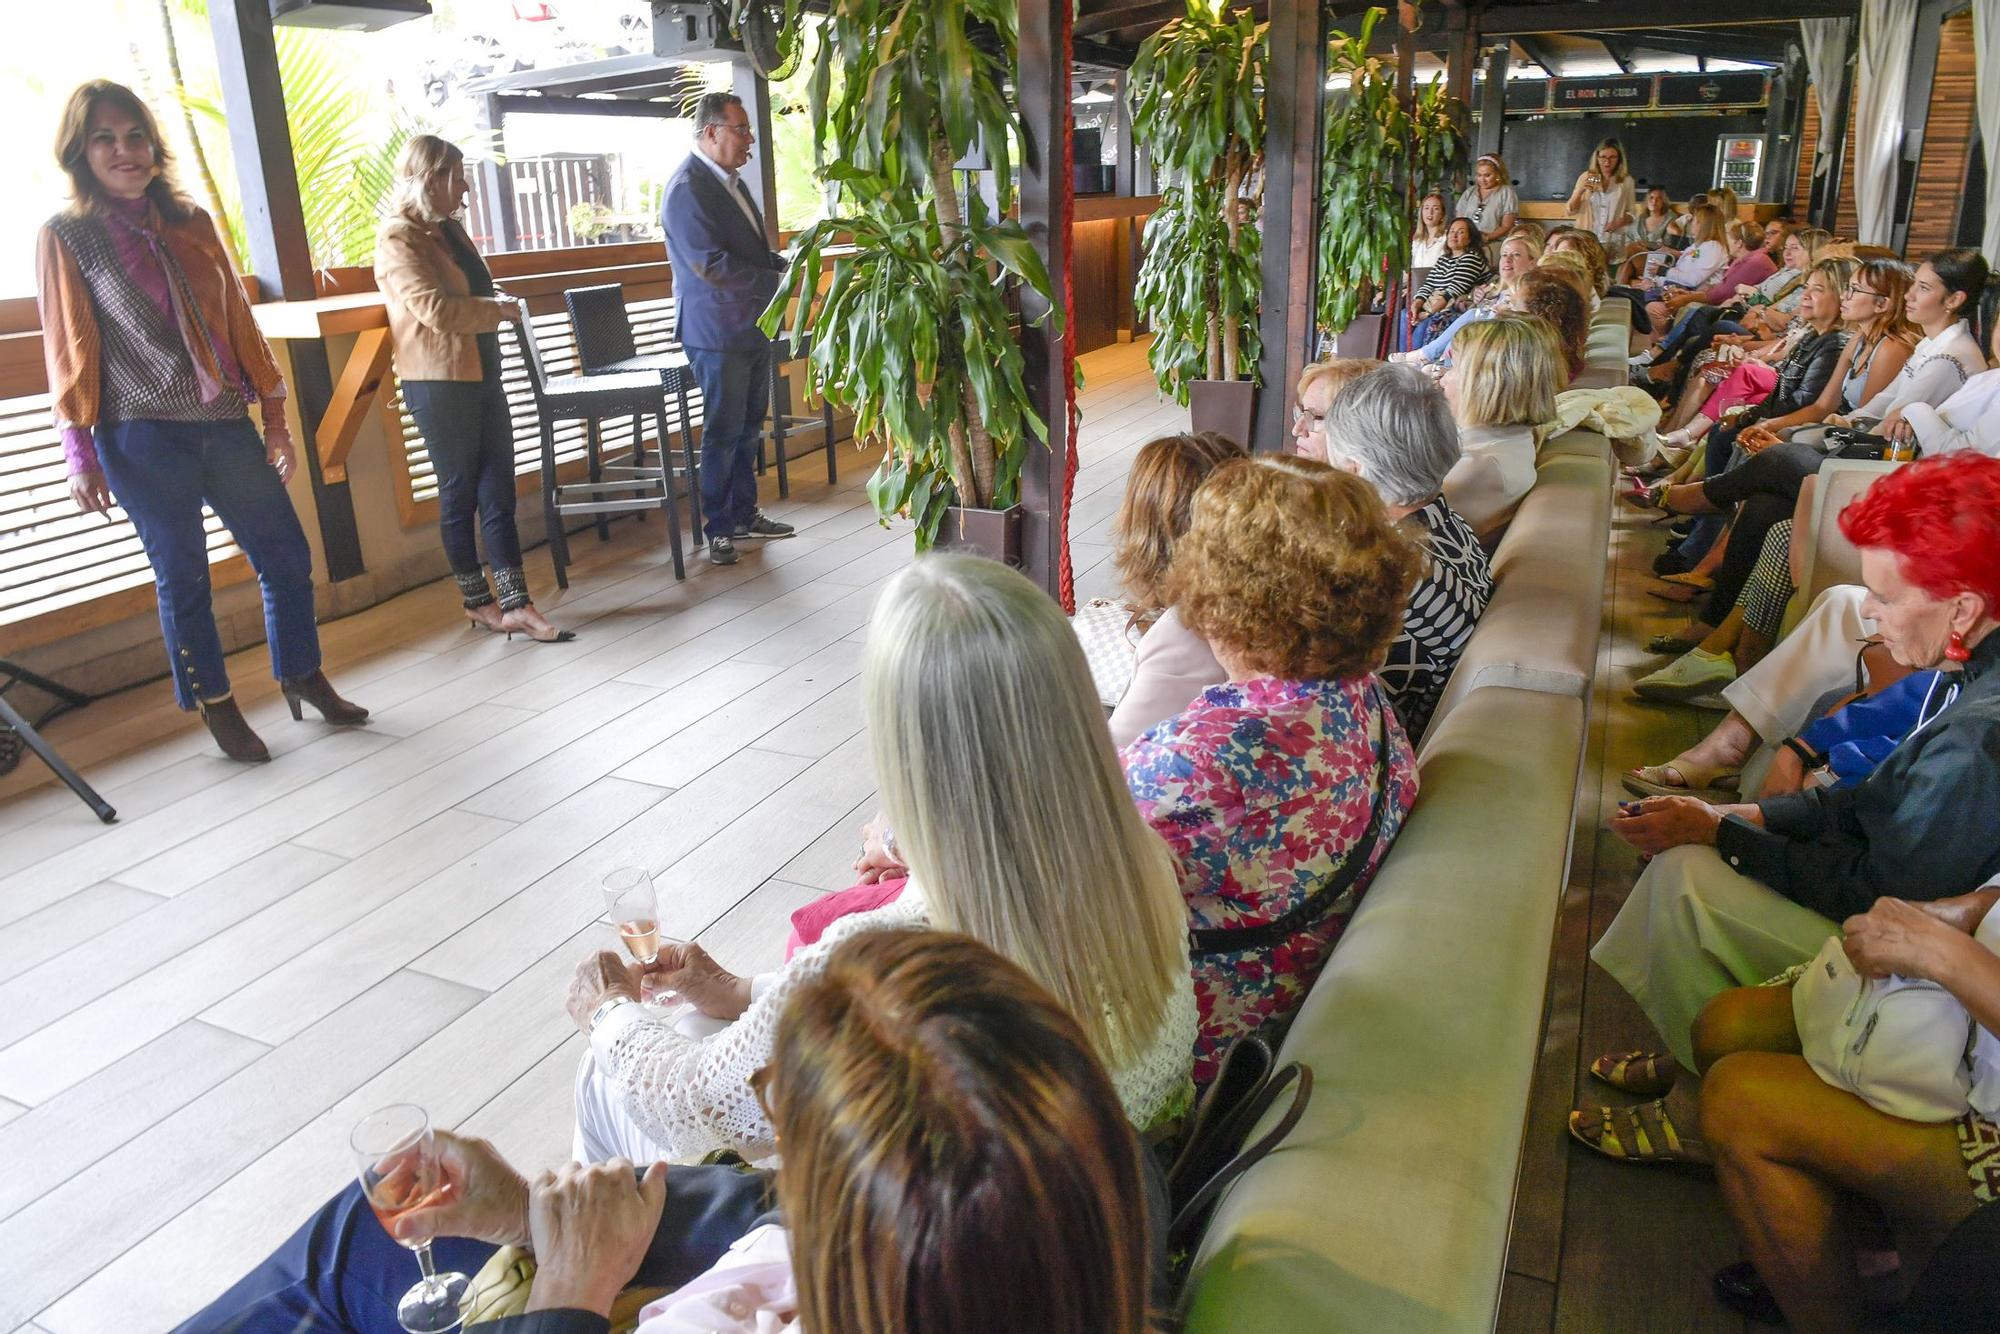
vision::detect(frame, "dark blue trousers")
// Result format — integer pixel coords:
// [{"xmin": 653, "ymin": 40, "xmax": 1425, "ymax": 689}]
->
[
  {"xmin": 686, "ymin": 341, "xmax": 775, "ymax": 541},
  {"xmin": 403, "ymin": 374, "xmax": 524, "ymax": 578},
  {"xmin": 95, "ymin": 417, "xmax": 321, "ymax": 711},
  {"xmin": 179, "ymin": 1169, "xmax": 779, "ymax": 1334}
]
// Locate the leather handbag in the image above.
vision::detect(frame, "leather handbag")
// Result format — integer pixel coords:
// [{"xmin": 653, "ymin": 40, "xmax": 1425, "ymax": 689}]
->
[
  {"xmin": 1163, "ymin": 1034, "xmax": 1314, "ymax": 1269},
  {"xmin": 1791, "ymin": 907, "xmax": 2000, "ymax": 1123}
]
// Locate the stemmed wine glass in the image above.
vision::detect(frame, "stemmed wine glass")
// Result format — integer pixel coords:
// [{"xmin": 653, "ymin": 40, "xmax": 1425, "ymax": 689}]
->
[
  {"xmin": 602, "ymin": 868, "xmax": 689, "ymax": 1003},
  {"xmin": 350, "ymin": 1103, "xmax": 472, "ymax": 1333}
]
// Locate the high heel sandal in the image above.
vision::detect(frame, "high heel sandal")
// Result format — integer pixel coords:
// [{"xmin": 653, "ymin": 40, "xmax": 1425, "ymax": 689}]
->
[
  {"xmin": 196, "ymin": 694, "xmax": 269, "ymax": 763},
  {"xmin": 499, "ymin": 607, "xmax": 576, "ymax": 644},
  {"xmin": 281, "ymin": 670, "xmax": 370, "ymax": 725},
  {"xmin": 1618, "ymin": 482, "xmax": 1667, "ymax": 512}
]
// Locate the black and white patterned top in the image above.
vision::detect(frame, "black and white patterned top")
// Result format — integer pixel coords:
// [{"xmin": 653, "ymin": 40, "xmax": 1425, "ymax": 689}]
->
[
  {"xmin": 1380, "ymin": 496, "xmax": 1495, "ymax": 738},
  {"xmin": 43, "ymin": 211, "xmax": 243, "ymax": 428}
]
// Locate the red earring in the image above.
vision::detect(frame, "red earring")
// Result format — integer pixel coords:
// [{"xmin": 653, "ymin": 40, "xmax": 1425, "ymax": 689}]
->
[{"xmin": 1945, "ymin": 631, "xmax": 1971, "ymax": 663}]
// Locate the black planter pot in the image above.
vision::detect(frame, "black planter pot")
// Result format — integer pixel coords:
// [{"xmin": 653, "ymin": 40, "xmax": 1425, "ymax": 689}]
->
[
  {"xmin": 1187, "ymin": 378, "xmax": 1258, "ymax": 449},
  {"xmin": 935, "ymin": 504, "xmax": 1024, "ymax": 567}
]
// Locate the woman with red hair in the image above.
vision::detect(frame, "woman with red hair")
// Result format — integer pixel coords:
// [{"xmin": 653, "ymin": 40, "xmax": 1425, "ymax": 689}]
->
[{"xmin": 1567, "ymin": 454, "xmax": 2000, "ymax": 1166}]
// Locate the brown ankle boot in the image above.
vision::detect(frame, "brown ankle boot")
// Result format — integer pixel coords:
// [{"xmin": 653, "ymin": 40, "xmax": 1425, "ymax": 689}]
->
[
  {"xmin": 281, "ymin": 670, "xmax": 370, "ymax": 725},
  {"xmin": 197, "ymin": 695, "xmax": 270, "ymax": 763}
]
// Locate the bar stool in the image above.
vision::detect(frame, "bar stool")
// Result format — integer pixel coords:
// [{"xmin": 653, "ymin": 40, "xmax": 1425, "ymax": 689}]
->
[
  {"xmin": 563, "ymin": 284, "xmax": 703, "ymax": 538},
  {"xmin": 511, "ymin": 301, "xmax": 686, "ymax": 587},
  {"xmin": 767, "ymin": 335, "xmax": 839, "ymax": 497}
]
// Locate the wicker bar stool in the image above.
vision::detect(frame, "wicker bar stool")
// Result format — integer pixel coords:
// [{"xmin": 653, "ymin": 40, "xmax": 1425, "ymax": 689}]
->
[{"xmin": 511, "ymin": 301, "xmax": 686, "ymax": 587}]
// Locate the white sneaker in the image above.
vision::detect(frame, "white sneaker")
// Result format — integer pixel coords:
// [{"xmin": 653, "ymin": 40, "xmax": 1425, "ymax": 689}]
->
[{"xmin": 1628, "ymin": 350, "xmax": 1657, "ymax": 367}]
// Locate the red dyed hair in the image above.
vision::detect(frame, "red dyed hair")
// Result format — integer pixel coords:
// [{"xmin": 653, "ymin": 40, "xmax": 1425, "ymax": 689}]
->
[{"xmin": 1838, "ymin": 454, "xmax": 2000, "ymax": 609}]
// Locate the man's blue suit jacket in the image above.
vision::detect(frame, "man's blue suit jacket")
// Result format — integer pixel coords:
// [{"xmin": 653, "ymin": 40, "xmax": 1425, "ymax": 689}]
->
[{"xmin": 659, "ymin": 152, "xmax": 786, "ymax": 353}]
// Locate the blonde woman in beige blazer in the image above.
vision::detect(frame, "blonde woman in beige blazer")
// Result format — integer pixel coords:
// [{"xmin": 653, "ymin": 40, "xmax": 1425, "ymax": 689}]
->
[{"xmin": 375, "ymin": 134, "xmax": 570, "ymax": 641}]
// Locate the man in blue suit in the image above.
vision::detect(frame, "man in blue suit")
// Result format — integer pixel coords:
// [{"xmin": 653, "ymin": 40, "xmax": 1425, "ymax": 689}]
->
[{"xmin": 660, "ymin": 91, "xmax": 795, "ymax": 565}]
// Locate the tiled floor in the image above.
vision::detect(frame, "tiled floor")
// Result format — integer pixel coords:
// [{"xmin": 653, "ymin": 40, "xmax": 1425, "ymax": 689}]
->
[
  {"xmin": 0, "ymin": 338, "xmax": 1183, "ymax": 1331},
  {"xmin": 2, "ymin": 334, "xmax": 1764, "ymax": 1332}
]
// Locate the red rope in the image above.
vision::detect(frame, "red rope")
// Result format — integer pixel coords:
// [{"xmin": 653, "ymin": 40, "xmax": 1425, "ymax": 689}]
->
[{"xmin": 1054, "ymin": 0, "xmax": 1080, "ymax": 615}]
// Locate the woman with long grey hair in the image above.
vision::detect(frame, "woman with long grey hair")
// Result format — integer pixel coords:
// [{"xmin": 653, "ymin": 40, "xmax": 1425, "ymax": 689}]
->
[{"xmin": 562, "ymin": 554, "xmax": 1200, "ymax": 1163}]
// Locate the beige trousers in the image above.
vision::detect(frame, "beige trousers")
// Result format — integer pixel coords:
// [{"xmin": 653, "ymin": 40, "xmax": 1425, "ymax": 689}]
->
[{"xmin": 1591, "ymin": 844, "xmax": 1838, "ymax": 1068}]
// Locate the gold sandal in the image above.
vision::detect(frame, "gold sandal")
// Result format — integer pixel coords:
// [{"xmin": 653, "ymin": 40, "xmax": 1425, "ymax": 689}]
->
[
  {"xmin": 1568, "ymin": 1099, "xmax": 1704, "ymax": 1165},
  {"xmin": 1588, "ymin": 1050, "xmax": 1681, "ymax": 1096}
]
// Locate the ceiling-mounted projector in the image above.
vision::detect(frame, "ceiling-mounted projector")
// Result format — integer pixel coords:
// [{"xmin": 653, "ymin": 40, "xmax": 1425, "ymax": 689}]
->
[{"xmin": 270, "ymin": 0, "xmax": 432, "ymax": 31}]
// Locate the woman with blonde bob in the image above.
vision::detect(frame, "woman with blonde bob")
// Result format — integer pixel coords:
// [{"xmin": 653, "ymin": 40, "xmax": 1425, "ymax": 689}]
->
[
  {"xmin": 568, "ymin": 554, "xmax": 1200, "ymax": 1161},
  {"xmin": 376, "ymin": 135, "xmax": 569, "ymax": 642},
  {"xmin": 1123, "ymin": 458, "xmax": 1420, "ymax": 1080},
  {"xmin": 1441, "ymin": 315, "xmax": 1563, "ymax": 537},
  {"xmin": 191, "ymin": 930, "xmax": 1165, "ymax": 1334}
]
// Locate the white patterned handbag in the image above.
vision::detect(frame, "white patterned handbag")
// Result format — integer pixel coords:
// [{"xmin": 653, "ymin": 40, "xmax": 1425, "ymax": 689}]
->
[{"xmin": 1071, "ymin": 598, "xmax": 1144, "ymax": 710}]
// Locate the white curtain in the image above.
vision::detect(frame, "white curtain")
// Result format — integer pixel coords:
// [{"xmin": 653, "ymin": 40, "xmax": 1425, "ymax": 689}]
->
[
  {"xmin": 1976, "ymin": 0, "xmax": 2000, "ymax": 264},
  {"xmin": 1799, "ymin": 17, "xmax": 1853, "ymax": 208},
  {"xmin": 1854, "ymin": 0, "xmax": 1918, "ymax": 245}
]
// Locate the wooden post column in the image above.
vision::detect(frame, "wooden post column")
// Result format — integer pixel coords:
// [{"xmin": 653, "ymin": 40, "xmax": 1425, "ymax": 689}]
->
[
  {"xmin": 209, "ymin": 0, "xmax": 365, "ymax": 581},
  {"xmin": 1016, "ymin": 0, "xmax": 1074, "ymax": 603},
  {"xmin": 1476, "ymin": 41, "xmax": 1509, "ymax": 159},
  {"xmin": 1250, "ymin": 0, "xmax": 1328, "ymax": 454},
  {"xmin": 733, "ymin": 60, "xmax": 782, "ymax": 248}
]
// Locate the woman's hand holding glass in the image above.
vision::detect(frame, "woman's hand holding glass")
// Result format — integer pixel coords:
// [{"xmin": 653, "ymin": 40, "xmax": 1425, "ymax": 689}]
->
[{"xmin": 644, "ymin": 941, "xmax": 753, "ymax": 1020}]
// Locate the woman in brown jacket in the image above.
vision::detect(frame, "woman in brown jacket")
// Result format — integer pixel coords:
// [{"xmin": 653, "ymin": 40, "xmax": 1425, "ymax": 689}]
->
[
  {"xmin": 36, "ymin": 81, "xmax": 365, "ymax": 763},
  {"xmin": 375, "ymin": 136, "xmax": 569, "ymax": 642}
]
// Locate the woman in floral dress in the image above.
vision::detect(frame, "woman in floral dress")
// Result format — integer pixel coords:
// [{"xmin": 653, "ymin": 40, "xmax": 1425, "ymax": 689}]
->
[{"xmin": 1122, "ymin": 457, "xmax": 1422, "ymax": 1081}]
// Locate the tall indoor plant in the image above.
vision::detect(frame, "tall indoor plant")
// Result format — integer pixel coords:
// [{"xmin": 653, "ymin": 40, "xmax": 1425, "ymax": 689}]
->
[
  {"xmin": 756, "ymin": 0, "xmax": 1061, "ymax": 554},
  {"xmin": 1127, "ymin": 0, "xmax": 1268, "ymax": 433},
  {"xmin": 1316, "ymin": 5, "xmax": 1465, "ymax": 343}
]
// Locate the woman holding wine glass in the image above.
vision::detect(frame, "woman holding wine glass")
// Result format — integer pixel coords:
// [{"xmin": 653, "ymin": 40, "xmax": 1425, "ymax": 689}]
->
[
  {"xmin": 182, "ymin": 932, "xmax": 1164, "ymax": 1334},
  {"xmin": 566, "ymin": 554, "xmax": 1201, "ymax": 1166}
]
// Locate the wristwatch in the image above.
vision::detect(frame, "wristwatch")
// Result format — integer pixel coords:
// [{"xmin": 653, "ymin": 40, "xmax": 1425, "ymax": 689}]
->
[{"xmin": 589, "ymin": 995, "xmax": 636, "ymax": 1035}]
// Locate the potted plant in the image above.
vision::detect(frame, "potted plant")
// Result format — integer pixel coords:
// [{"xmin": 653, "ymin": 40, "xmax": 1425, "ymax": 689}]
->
[
  {"xmin": 1317, "ymin": 6, "xmax": 1465, "ymax": 353},
  {"xmin": 755, "ymin": 0, "xmax": 1062, "ymax": 562},
  {"xmin": 1127, "ymin": 0, "xmax": 1268, "ymax": 446}
]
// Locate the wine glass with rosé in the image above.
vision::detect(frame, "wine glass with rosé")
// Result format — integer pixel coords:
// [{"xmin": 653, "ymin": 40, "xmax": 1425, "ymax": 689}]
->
[
  {"xmin": 602, "ymin": 868, "xmax": 689, "ymax": 1002},
  {"xmin": 350, "ymin": 1103, "xmax": 471, "ymax": 1333}
]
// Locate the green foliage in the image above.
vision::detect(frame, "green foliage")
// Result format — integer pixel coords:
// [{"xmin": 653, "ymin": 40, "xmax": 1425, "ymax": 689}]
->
[
  {"xmin": 1316, "ymin": 6, "xmax": 1466, "ymax": 335},
  {"xmin": 744, "ymin": 0, "xmax": 1060, "ymax": 544},
  {"xmin": 1127, "ymin": 1, "xmax": 1267, "ymax": 401}
]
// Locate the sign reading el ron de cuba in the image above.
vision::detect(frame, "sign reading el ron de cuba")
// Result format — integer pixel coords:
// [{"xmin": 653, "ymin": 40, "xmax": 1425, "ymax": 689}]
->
[{"xmin": 1549, "ymin": 77, "xmax": 1651, "ymax": 111}]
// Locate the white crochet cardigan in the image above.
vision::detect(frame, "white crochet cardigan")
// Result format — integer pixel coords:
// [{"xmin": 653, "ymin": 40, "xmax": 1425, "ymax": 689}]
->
[{"xmin": 590, "ymin": 887, "xmax": 1200, "ymax": 1162}]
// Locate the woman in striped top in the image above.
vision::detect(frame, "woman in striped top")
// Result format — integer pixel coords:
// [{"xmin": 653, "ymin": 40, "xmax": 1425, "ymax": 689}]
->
[{"xmin": 1409, "ymin": 218, "xmax": 1492, "ymax": 347}]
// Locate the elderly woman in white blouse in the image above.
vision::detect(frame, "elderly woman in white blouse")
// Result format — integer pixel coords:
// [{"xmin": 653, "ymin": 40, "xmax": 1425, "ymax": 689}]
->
[{"xmin": 564, "ymin": 555, "xmax": 1200, "ymax": 1164}]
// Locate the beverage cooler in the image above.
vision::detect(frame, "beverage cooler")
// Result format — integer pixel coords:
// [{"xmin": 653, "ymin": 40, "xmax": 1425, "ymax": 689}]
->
[{"xmin": 1713, "ymin": 135, "xmax": 1764, "ymax": 199}]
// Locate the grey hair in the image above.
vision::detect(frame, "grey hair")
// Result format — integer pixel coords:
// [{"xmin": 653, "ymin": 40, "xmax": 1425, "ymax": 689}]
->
[
  {"xmin": 693, "ymin": 91, "xmax": 744, "ymax": 133},
  {"xmin": 1319, "ymin": 363, "xmax": 1463, "ymax": 508},
  {"xmin": 862, "ymin": 554, "xmax": 1188, "ymax": 1071}
]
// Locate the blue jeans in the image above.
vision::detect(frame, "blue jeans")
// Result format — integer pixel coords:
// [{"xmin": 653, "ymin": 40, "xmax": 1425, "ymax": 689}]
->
[
  {"xmin": 95, "ymin": 418, "xmax": 321, "ymax": 711},
  {"xmin": 403, "ymin": 375, "xmax": 523, "ymax": 580},
  {"xmin": 686, "ymin": 341, "xmax": 775, "ymax": 541}
]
